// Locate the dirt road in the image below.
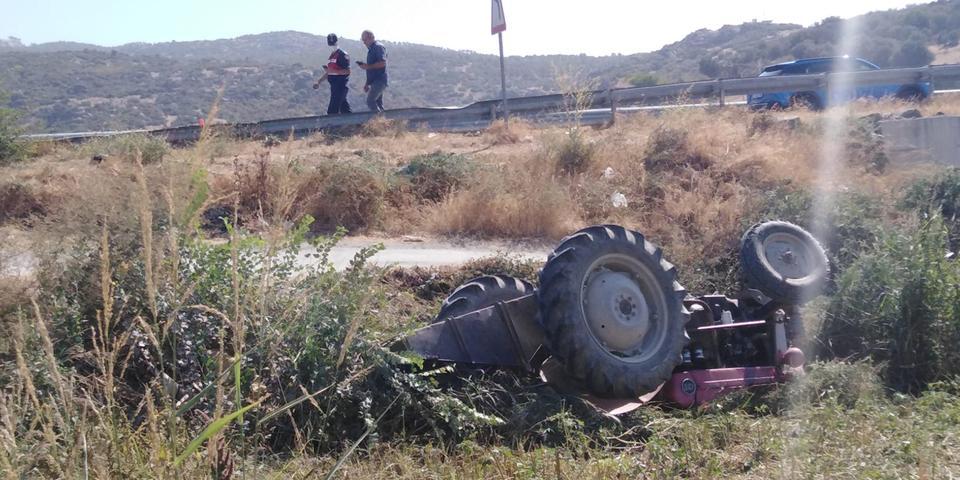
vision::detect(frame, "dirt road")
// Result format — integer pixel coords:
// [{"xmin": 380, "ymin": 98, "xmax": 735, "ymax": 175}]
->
[{"xmin": 0, "ymin": 236, "xmax": 552, "ymax": 283}]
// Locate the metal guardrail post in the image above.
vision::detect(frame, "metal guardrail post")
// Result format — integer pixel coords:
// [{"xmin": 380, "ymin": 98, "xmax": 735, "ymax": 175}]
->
[{"xmin": 608, "ymin": 88, "xmax": 618, "ymax": 123}]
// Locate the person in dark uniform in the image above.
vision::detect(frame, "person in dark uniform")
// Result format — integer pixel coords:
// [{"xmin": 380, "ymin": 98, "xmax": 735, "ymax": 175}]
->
[
  {"xmin": 313, "ymin": 33, "xmax": 352, "ymax": 114},
  {"xmin": 357, "ymin": 30, "xmax": 388, "ymax": 112}
]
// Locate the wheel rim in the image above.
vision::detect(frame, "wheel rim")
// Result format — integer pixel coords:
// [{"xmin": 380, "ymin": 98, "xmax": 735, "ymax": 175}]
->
[
  {"xmin": 762, "ymin": 232, "xmax": 816, "ymax": 280},
  {"xmin": 579, "ymin": 253, "xmax": 669, "ymax": 363}
]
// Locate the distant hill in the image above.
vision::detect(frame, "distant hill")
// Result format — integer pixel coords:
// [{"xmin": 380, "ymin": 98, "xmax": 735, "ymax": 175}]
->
[
  {"xmin": 2, "ymin": 1, "xmax": 958, "ymax": 133},
  {"xmin": 0, "ymin": 32, "xmax": 630, "ymax": 132}
]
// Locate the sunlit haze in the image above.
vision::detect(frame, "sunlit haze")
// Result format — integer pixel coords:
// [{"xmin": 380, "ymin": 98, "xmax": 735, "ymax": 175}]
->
[{"xmin": 2, "ymin": 0, "xmax": 924, "ymax": 56}]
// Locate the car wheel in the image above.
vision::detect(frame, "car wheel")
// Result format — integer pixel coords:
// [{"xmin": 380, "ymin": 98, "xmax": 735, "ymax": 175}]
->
[
  {"xmin": 896, "ymin": 86, "xmax": 927, "ymax": 102},
  {"xmin": 790, "ymin": 92, "xmax": 822, "ymax": 111}
]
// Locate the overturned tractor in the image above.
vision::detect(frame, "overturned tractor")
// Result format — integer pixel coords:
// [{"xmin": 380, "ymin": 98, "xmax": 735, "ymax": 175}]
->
[{"xmin": 402, "ymin": 221, "xmax": 829, "ymax": 411}]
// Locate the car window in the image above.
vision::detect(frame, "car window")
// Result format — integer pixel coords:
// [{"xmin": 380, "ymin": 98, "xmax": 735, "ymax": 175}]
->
[
  {"xmin": 805, "ymin": 62, "xmax": 831, "ymax": 74},
  {"xmin": 834, "ymin": 61, "xmax": 857, "ymax": 72},
  {"xmin": 759, "ymin": 66, "xmax": 783, "ymax": 76}
]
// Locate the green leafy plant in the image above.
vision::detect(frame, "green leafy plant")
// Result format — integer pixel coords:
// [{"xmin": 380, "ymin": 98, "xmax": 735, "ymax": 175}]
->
[
  {"xmin": 0, "ymin": 91, "xmax": 25, "ymax": 166},
  {"xmin": 818, "ymin": 216, "xmax": 960, "ymax": 393},
  {"xmin": 901, "ymin": 168, "xmax": 960, "ymax": 250},
  {"xmin": 399, "ymin": 151, "xmax": 474, "ymax": 202}
]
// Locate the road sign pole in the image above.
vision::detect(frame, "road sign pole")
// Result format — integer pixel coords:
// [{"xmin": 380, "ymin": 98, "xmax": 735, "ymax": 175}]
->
[
  {"xmin": 498, "ymin": 31, "xmax": 508, "ymax": 124},
  {"xmin": 492, "ymin": 0, "xmax": 507, "ymax": 124}
]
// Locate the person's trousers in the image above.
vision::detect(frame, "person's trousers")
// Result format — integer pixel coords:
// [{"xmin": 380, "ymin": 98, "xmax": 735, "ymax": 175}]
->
[
  {"xmin": 366, "ymin": 79, "xmax": 387, "ymax": 113},
  {"xmin": 327, "ymin": 76, "xmax": 351, "ymax": 115}
]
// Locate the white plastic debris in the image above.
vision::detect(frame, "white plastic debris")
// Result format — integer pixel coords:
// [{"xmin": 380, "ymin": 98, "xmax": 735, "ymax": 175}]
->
[
  {"xmin": 427, "ymin": 132, "xmax": 437, "ymax": 138},
  {"xmin": 602, "ymin": 167, "xmax": 616, "ymax": 179},
  {"xmin": 610, "ymin": 192, "xmax": 628, "ymax": 208}
]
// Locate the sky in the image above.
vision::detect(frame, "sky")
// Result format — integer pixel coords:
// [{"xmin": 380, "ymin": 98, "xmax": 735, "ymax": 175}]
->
[{"xmin": 1, "ymin": 0, "xmax": 925, "ymax": 57}]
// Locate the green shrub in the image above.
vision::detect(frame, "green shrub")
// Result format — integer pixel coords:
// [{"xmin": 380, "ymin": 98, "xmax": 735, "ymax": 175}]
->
[
  {"xmin": 753, "ymin": 185, "xmax": 814, "ymax": 225},
  {"xmin": 753, "ymin": 187, "xmax": 885, "ymax": 272},
  {"xmin": 306, "ymin": 160, "xmax": 389, "ymax": 232},
  {"xmin": 0, "ymin": 182, "xmax": 47, "ymax": 224},
  {"xmin": 818, "ymin": 217, "xmax": 960, "ymax": 393},
  {"xmin": 400, "ymin": 151, "xmax": 473, "ymax": 202},
  {"xmin": 785, "ymin": 361, "xmax": 884, "ymax": 410},
  {"xmin": 711, "ymin": 361, "xmax": 884, "ymax": 415},
  {"xmin": 901, "ymin": 168, "xmax": 960, "ymax": 250},
  {"xmin": 643, "ymin": 127, "xmax": 712, "ymax": 176},
  {"xmin": 846, "ymin": 116, "xmax": 889, "ymax": 174},
  {"xmin": 18, "ymin": 212, "xmax": 518, "ymax": 460},
  {"xmin": 451, "ymin": 254, "xmax": 543, "ymax": 287},
  {"xmin": 627, "ymin": 73, "xmax": 659, "ymax": 87},
  {"xmin": 0, "ymin": 99, "xmax": 25, "ymax": 166},
  {"xmin": 552, "ymin": 128, "xmax": 595, "ymax": 175},
  {"xmin": 819, "ymin": 192, "xmax": 886, "ymax": 270}
]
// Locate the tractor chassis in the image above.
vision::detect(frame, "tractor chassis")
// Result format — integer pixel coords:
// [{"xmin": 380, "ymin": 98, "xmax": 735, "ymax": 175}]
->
[{"xmin": 403, "ymin": 292, "xmax": 805, "ymax": 410}]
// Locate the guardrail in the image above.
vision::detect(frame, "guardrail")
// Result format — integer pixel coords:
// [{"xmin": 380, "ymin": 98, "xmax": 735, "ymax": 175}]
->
[{"xmin": 24, "ymin": 64, "xmax": 960, "ymax": 143}]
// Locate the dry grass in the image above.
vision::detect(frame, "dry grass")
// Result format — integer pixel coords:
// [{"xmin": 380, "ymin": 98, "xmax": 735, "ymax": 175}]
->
[
  {"xmin": 427, "ymin": 154, "xmax": 579, "ymax": 239},
  {"xmin": 931, "ymin": 43, "xmax": 960, "ymax": 64},
  {"xmin": 483, "ymin": 119, "xmax": 535, "ymax": 145},
  {"xmin": 5, "ymin": 95, "xmax": 957, "ymax": 255},
  {"xmin": 0, "ymin": 182, "xmax": 48, "ymax": 224},
  {"xmin": 360, "ymin": 116, "xmax": 409, "ymax": 138}
]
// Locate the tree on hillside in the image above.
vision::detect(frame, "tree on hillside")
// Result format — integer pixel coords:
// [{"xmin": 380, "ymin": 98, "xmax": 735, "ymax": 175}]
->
[
  {"xmin": 903, "ymin": 10, "xmax": 930, "ymax": 30},
  {"xmin": 790, "ymin": 40, "xmax": 824, "ymax": 59},
  {"xmin": 698, "ymin": 57, "xmax": 721, "ymax": 78},
  {"xmin": 890, "ymin": 39, "xmax": 934, "ymax": 67},
  {"xmin": 628, "ymin": 73, "xmax": 659, "ymax": 87}
]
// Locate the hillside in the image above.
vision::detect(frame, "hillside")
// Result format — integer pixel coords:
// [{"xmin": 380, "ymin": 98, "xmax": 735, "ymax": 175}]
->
[
  {"xmin": 2, "ymin": 0, "xmax": 959, "ymax": 132},
  {"xmin": 0, "ymin": 32, "xmax": 629, "ymax": 132}
]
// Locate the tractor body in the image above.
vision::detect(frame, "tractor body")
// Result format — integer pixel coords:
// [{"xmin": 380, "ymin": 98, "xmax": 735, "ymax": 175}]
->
[{"xmin": 402, "ymin": 221, "xmax": 826, "ymax": 410}]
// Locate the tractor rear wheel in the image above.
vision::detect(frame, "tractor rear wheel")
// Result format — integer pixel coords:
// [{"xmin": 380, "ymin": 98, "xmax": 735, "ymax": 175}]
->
[
  {"xmin": 740, "ymin": 221, "xmax": 829, "ymax": 304},
  {"xmin": 538, "ymin": 225, "xmax": 689, "ymax": 398},
  {"xmin": 435, "ymin": 275, "xmax": 535, "ymax": 323}
]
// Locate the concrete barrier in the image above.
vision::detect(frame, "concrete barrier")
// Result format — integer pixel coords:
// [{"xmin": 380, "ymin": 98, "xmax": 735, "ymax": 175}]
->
[{"xmin": 880, "ymin": 116, "xmax": 960, "ymax": 167}]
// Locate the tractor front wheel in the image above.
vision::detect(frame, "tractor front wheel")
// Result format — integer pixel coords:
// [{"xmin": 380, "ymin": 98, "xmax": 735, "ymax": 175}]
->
[{"xmin": 740, "ymin": 221, "xmax": 829, "ymax": 304}]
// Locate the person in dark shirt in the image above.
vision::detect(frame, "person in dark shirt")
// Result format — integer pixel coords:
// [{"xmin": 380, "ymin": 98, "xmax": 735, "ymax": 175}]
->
[
  {"xmin": 313, "ymin": 33, "xmax": 352, "ymax": 114},
  {"xmin": 357, "ymin": 30, "xmax": 388, "ymax": 113}
]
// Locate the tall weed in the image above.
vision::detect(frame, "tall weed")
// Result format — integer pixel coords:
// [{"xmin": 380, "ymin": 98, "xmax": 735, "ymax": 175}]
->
[
  {"xmin": 819, "ymin": 216, "xmax": 960, "ymax": 392},
  {"xmin": 901, "ymin": 167, "xmax": 960, "ymax": 250}
]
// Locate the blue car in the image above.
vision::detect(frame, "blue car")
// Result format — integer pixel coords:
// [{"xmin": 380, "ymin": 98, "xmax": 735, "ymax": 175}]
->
[{"xmin": 747, "ymin": 57, "xmax": 931, "ymax": 110}]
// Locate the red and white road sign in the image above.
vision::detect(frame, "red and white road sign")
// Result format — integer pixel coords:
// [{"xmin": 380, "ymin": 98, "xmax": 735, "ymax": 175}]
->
[{"xmin": 491, "ymin": 0, "xmax": 506, "ymax": 34}]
